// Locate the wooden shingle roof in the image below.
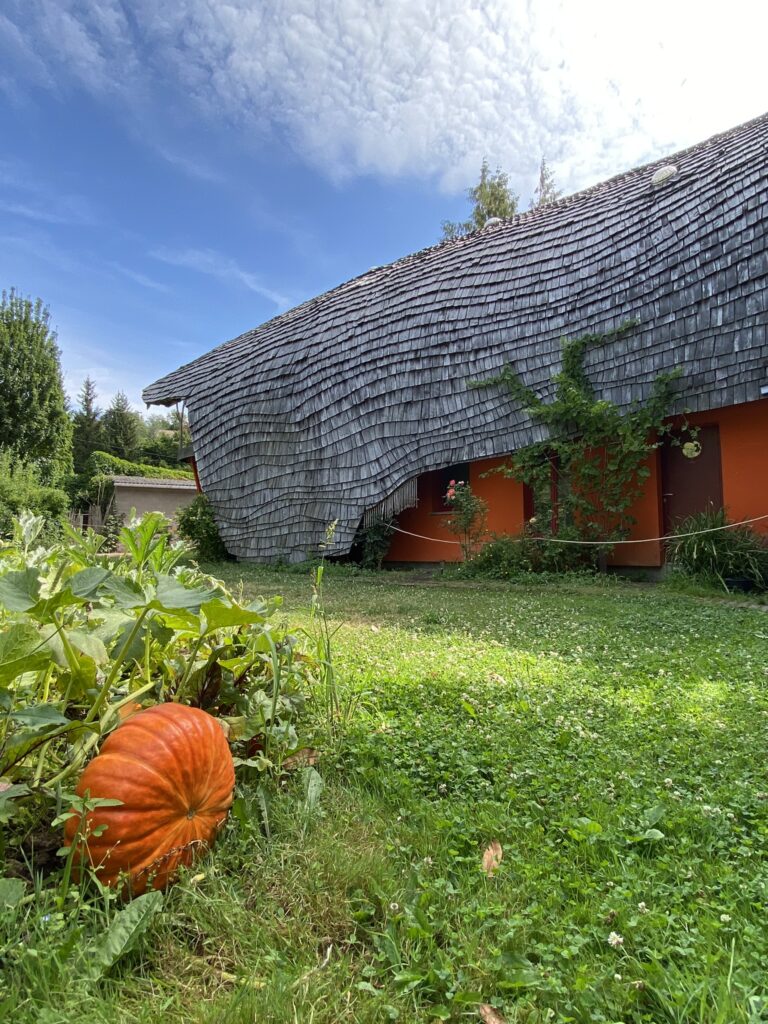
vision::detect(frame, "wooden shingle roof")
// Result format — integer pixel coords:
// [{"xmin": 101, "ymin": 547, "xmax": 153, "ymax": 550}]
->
[{"xmin": 144, "ymin": 113, "xmax": 768, "ymax": 562}]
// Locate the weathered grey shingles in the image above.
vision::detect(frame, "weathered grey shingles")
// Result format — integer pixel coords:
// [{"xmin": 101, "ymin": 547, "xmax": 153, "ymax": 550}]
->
[{"xmin": 144, "ymin": 113, "xmax": 768, "ymax": 562}]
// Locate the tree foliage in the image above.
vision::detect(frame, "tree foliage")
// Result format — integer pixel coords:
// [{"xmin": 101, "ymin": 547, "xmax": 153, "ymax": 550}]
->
[
  {"xmin": 72, "ymin": 376, "xmax": 104, "ymax": 473},
  {"xmin": 444, "ymin": 479, "xmax": 488, "ymax": 561},
  {"xmin": 101, "ymin": 390, "xmax": 140, "ymax": 462},
  {"xmin": 531, "ymin": 158, "xmax": 562, "ymax": 209},
  {"xmin": 0, "ymin": 290, "xmax": 72, "ymax": 482},
  {"xmin": 441, "ymin": 159, "xmax": 519, "ymax": 240}
]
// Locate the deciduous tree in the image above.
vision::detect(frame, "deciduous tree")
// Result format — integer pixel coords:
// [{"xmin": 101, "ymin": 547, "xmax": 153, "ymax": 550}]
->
[{"xmin": 0, "ymin": 289, "xmax": 72, "ymax": 482}]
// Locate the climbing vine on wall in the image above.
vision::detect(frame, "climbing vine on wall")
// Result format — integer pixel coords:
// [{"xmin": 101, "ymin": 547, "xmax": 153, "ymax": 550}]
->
[{"xmin": 471, "ymin": 321, "xmax": 686, "ymax": 562}]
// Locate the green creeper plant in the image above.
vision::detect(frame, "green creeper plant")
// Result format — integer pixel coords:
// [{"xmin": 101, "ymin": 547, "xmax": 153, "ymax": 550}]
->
[{"xmin": 472, "ymin": 321, "xmax": 683, "ymax": 565}]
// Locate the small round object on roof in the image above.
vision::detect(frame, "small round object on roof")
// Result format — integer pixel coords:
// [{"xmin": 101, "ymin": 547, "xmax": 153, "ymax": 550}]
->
[{"xmin": 651, "ymin": 164, "xmax": 678, "ymax": 186}]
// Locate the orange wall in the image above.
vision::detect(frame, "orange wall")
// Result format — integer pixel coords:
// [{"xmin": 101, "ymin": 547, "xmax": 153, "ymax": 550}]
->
[
  {"xmin": 605, "ymin": 452, "xmax": 663, "ymax": 567},
  {"xmin": 682, "ymin": 397, "xmax": 768, "ymax": 537},
  {"xmin": 385, "ymin": 457, "xmax": 526, "ymax": 562},
  {"xmin": 384, "ymin": 397, "xmax": 768, "ymax": 564}
]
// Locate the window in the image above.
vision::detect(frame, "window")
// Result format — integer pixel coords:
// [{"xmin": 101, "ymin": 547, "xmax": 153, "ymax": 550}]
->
[{"xmin": 432, "ymin": 463, "xmax": 469, "ymax": 513}]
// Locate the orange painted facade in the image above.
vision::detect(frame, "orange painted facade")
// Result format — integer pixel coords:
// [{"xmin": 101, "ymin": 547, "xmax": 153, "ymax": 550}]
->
[
  {"xmin": 384, "ymin": 397, "xmax": 768, "ymax": 566},
  {"xmin": 386, "ymin": 457, "xmax": 526, "ymax": 563},
  {"xmin": 680, "ymin": 398, "xmax": 768, "ymax": 537}
]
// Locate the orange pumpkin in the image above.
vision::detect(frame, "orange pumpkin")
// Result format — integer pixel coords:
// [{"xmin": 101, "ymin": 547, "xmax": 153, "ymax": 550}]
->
[{"xmin": 64, "ymin": 703, "xmax": 235, "ymax": 895}]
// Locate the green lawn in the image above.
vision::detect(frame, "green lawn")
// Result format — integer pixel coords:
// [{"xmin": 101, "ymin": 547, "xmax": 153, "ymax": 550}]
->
[{"xmin": 5, "ymin": 569, "xmax": 768, "ymax": 1023}]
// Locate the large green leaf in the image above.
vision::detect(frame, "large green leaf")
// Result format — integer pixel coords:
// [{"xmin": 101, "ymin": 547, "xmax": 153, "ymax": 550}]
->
[
  {"xmin": 86, "ymin": 890, "xmax": 163, "ymax": 980},
  {"xmin": 10, "ymin": 704, "xmax": 70, "ymax": 731},
  {"xmin": 0, "ymin": 783, "xmax": 30, "ymax": 824},
  {"xmin": 154, "ymin": 575, "xmax": 218, "ymax": 613},
  {"xmin": 0, "ymin": 623, "xmax": 51, "ymax": 683},
  {"xmin": 68, "ymin": 567, "xmax": 112, "ymax": 599},
  {"xmin": 0, "ymin": 569, "xmax": 41, "ymax": 612},
  {"xmin": 100, "ymin": 576, "xmax": 147, "ymax": 609},
  {"xmin": 200, "ymin": 598, "xmax": 265, "ymax": 634},
  {"xmin": 68, "ymin": 630, "xmax": 109, "ymax": 666}
]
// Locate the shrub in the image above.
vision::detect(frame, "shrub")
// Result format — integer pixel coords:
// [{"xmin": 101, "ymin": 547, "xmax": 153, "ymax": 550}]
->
[
  {"xmin": 0, "ymin": 450, "xmax": 69, "ymax": 537},
  {"xmin": 444, "ymin": 480, "xmax": 488, "ymax": 561},
  {"xmin": 85, "ymin": 450, "xmax": 193, "ymax": 481},
  {"xmin": 466, "ymin": 526, "xmax": 592, "ymax": 578},
  {"xmin": 358, "ymin": 516, "xmax": 395, "ymax": 570},
  {"xmin": 666, "ymin": 507, "xmax": 768, "ymax": 591},
  {"xmin": 177, "ymin": 494, "xmax": 230, "ymax": 561}
]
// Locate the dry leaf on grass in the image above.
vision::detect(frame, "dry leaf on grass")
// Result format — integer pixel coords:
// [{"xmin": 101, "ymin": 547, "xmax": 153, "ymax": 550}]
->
[
  {"xmin": 482, "ymin": 840, "xmax": 503, "ymax": 877},
  {"xmin": 282, "ymin": 748, "xmax": 320, "ymax": 770},
  {"xmin": 479, "ymin": 1004, "xmax": 507, "ymax": 1023}
]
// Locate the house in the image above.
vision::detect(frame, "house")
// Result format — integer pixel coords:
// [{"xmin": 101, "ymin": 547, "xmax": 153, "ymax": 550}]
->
[
  {"xmin": 143, "ymin": 113, "xmax": 768, "ymax": 564},
  {"xmin": 110, "ymin": 475, "xmax": 198, "ymax": 523}
]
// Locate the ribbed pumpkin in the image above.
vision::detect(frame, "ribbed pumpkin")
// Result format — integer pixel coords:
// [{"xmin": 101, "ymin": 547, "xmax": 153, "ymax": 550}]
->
[{"xmin": 64, "ymin": 703, "xmax": 235, "ymax": 895}]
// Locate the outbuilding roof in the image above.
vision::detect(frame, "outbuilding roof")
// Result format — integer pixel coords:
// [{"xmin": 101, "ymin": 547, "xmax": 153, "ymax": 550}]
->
[{"xmin": 144, "ymin": 113, "xmax": 768, "ymax": 562}]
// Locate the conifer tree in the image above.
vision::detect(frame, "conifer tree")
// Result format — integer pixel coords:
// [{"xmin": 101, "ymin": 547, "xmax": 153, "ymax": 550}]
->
[
  {"xmin": 531, "ymin": 157, "xmax": 562, "ymax": 209},
  {"xmin": 441, "ymin": 159, "xmax": 519, "ymax": 239},
  {"xmin": 102, "ymin": 390, "xmax": 140, "ymax": 462},
  {"xmin": 72, "ymin": 376, "xmax": 104, "ymax": 472}
]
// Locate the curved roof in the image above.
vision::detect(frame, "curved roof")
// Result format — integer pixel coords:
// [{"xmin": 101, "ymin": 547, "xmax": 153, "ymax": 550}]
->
[{"xmin": 144, "ymin": 113, "xmax": 768, "ymax": 562}]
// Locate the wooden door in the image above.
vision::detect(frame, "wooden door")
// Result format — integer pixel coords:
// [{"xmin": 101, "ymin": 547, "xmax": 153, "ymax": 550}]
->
[{"xmin": 661, "ymin": 425, "xmax": 723, "ymax": 532}]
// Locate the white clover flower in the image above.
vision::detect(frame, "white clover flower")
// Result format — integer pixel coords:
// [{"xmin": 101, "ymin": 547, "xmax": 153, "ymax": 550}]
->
[
  {"xmin": 720, "ymin": 914, "xmax": 731, "ymax": 923},
  {"xmin": 614, "ymin": 973, "xmax": 623, "ymax": 982},
  {"xmin": 637, "ymin": 902, "xmax": 648, "ymax": 914},
  {"xmin": 608, "ymin": 932, "xmax": 624, "ymax": 948}
]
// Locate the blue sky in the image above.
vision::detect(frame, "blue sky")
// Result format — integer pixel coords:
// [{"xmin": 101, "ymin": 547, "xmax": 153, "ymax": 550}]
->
[{"xmin": 1, "ymin": 1, "xmax": 766, "ymax": 411}]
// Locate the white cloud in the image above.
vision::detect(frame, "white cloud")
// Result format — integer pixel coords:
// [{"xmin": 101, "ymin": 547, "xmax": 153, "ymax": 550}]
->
[
  {"xmin": 151, "ymin": 246, "xmax": 290, "ymax": 307},
  {"xmin": 108, "ymin": 262, "xmax": 169, "ymax": 292},
  {"xmin": 4, "ymin": 1, "xmax": 768, "ymax": 196}
]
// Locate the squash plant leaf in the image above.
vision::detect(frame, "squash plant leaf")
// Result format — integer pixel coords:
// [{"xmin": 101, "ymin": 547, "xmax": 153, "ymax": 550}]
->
[
  {"xmin": 153, "ymin": 575, "xmax": 219, "ymax": 613},
  {"xmin": 200, "ymin": 598, "xmax": 265, "ymax": 635},
  {"xmin": 100, "ymin": 575, "xmax": 147, "ymax": 610},
  {"xmin": 68, "ymin": 631, "xmax": 109, "ymax": 666},
  {"xmin": 86, "ymin": 890, "xmax": 164, "ymax": 980},
  {"xmin": 10, "ymin": 705, "xmax": 71, "ymax": 731},
  {"xmin": 0, "ymin": 568, "xmax": 41, "ymax": 612},
  {"xmin": 0, "ymin": 783, "xmax": 30, "ymax": 824},
  {"xmin": 0, "ymin": 623, "xmax": 51, "ymax": 683},
  {"xmin": 68, "ymin": 567, "xmax": 112, "ymax": 599}
]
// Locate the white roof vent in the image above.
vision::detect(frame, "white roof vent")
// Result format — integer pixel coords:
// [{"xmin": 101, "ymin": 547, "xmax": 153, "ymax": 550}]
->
[
  {"xmin": 484, "ymin": 217, "xmax": 503, "ymax": 229},
  {"xmin": 651, "ymin": 164, "xmax": 678, "ymax": 186}
]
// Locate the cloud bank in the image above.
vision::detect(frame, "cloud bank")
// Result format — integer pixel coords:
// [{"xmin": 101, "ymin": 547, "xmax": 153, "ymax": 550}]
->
[{"xmin": 2, "ymin": 1, "xmax": 766, "ymax": 195}]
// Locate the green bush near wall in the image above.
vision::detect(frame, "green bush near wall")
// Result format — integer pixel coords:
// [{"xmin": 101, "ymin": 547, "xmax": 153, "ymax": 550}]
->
[
  {"xmin": 177, "ymin": 494, "xmax": 230, "ymax": 561},
  {"xmin": 85, "ymin": 450, "xmax": 193, "ymax": 481},
  {"xmin": 68, "ymin": 450, "xmax": 195, "ymax": 514},
  {"xmin": 0, "ymin": 452, "xmax": 69, "ymax": 537}
]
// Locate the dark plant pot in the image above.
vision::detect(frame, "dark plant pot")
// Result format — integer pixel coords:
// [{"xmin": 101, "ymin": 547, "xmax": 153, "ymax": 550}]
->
[{"xmin": 724, "ymin": 576, "xmax": 754, "ymax": 594}]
